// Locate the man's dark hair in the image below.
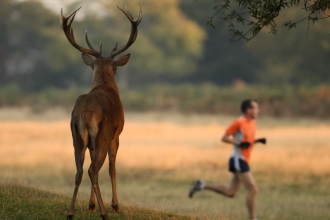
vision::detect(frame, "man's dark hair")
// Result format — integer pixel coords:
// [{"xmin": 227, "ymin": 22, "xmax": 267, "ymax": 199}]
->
[{"xmin": 241, "ymin": 99, "xmax": 254, "ymax": 113}]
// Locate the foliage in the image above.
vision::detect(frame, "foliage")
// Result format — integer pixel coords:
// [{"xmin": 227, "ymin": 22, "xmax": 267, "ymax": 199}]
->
[
  {"xmin": 1, "ymin": 83, "xmax": 329, "ymax": 118},
  {"xmin": 0, "ymin": 0, "xmax": 330, "ymax": 92},
  {"xmin": 180, "ymin": 0, "xmax": 263, "ymax": 85},
  {"xmin": 0, "ymin": 0, "xmax": 205, "ymax": 90},
  {"xmin": 201, "ymin": 0, "xmax": 330, "ymax": 42},
  {"xmin": 0, "ymin": 1, "xmax": 87, "ymax": 90},
  {"xmin": 180, "ymin": 0, "xmax": 330, "ymax": 85},
  {"xmin": 120, "ymin": 83, "xmax": 330, "ymax": 118},
  {"xmin": 246, "ymin": 16, "xmax": 330, "ymax": 85},
  {"xmin": 98, "ymin": 0, "xmax": 206, "ymax": 77}
]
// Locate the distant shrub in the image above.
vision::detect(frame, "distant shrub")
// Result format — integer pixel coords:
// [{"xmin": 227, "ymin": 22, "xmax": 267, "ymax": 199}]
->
[
  {"xmin": 119, "ymin": 83, "xmax": 330, "ymax": 118},
  {"xmin": 0, "ymin": 84, "xmax": 22, "ymax": 106},
  {"xmin": 0, "ymin": 83, "xmax": 329, "ymax": 118}
]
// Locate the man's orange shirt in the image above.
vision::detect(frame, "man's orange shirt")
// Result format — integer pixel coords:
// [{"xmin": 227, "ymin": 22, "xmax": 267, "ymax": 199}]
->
[{"xmin": 225, "ymin": 116, "xmax": 256, "ymax": 163}]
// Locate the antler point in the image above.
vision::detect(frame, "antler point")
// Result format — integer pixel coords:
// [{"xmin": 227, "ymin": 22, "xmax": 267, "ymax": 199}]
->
[{"xmin": 60, "ymin": 5, "xmax": 100, "ymax": 58}]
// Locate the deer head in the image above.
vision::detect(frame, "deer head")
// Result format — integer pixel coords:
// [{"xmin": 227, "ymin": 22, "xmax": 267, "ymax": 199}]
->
[{"xmin": 60, "ymin": 6, "xmax": 142, "ymax": 87}]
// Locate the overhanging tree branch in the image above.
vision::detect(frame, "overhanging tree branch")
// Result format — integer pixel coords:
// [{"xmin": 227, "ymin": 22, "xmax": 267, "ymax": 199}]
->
[{"xmin": 200, "ymin": 0, "xmax": 330, "ymax": 42}]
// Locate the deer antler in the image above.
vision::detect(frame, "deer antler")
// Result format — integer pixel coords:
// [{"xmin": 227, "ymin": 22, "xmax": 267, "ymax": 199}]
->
[
  {"xmin": 61, "ymin": 8, "xmax": 102, "ymax": 57},
  {"xmin": 110, "ymin": 5, "xmax": 142, "ymax": 58}
]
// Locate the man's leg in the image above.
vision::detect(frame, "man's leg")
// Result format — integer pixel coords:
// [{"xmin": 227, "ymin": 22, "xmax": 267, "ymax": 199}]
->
[
  {"xmin": 189, "ymin": 174, "xmax": 240, "ymax": 198},
  {"xmin": 203, "ymin": 173, "xmax": 240, "ymax": 197},
  {"xmin": 237, "ymin": 172, "xmax": 258, "ymax": 220}
]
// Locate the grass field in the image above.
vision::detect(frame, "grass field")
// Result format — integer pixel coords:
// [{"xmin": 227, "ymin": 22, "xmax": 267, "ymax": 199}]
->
[
  {"xmin": 0, "ymin": 109, "xmax": 329, "ymax": 219},
  {"xmin": 0, "ymin": 183, "xmax": 192, "ymax": 220}
]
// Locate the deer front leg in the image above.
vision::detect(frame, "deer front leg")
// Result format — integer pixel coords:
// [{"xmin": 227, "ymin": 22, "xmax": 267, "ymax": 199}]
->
[{"xmin": 109, "ymin": 139, "xmax": 119, "ymax": 212}]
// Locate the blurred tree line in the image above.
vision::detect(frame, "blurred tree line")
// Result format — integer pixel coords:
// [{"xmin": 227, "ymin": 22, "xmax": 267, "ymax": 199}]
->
[
  {"xmin": 1, "ymin": 0, "xmax": 330, "ymax": 90},
  {"xmin": 0, "ymin": 0, "xmax": 205, "ymax": 90},
  {"xmin": 180, "ymin": 0, "xmax": 330, "ymax": 85},
  {"xmin": 0, "ymin": 0, "xmax": 329, "ymax": 117}
]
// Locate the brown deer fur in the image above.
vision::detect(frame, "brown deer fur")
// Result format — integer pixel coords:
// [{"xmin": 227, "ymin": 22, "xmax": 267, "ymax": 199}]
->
[{"xmin": 61, "ymin": 6, "xmax": 141, "ymax": 220}]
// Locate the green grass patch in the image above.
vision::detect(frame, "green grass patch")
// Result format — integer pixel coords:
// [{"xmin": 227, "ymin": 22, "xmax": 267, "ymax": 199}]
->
[
  {"xmin": 0, "ymin": 183, "xmax": 192, "ymax": 220},
  {"xmin": 1, "ymin": 165, "xmax": 329, "ymax": 220}
]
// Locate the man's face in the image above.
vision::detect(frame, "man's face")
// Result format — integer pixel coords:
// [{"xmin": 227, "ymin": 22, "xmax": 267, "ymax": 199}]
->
[{"xmin": 246, "ymin": 101, "xmax": 259, "ymax": 119}]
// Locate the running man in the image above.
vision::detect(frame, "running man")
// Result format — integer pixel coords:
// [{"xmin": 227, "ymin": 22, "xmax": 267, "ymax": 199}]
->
[{"xmin": 189, "ymin": 99, "xmax": 266, "ymax": 220}]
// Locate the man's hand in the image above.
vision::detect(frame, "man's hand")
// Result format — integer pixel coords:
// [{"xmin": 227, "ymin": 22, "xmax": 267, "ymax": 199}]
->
[
  {"xmin": 238, "ymin": 141, "xmax": 251, "ymax": 149},
  {"xmin": 255, "ymin": 138, "xmax": 267, "ymax": 144}
]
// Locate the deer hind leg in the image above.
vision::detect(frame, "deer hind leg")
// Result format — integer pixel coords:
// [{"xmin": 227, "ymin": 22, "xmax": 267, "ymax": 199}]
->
[
  {"xmin": 87, "ymin": 117, "xmax": 98, "ymax": 212},
  {"xmin": 67, "ymin": 128, "xmax": 88, "ymax": 219},
  {"xmin": 88, "ymin": 146, "xmax": 96, "ymax": 212},
  {"xmin": 109, "ymin": 137, "xmax": 119, "ymax": 212},
  {"xmin": 88, "ymin": 136, "xmax": 109, "ymax": 220}
]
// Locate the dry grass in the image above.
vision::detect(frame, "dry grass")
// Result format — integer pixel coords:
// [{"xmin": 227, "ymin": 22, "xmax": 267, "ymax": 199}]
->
[
  {"xmin": 0, "ymin": 111, "xmax": 329, "ymax": 219},
  {"xmin": 1, "ymin": 114, "xmax": 329, "ymax": 176}
]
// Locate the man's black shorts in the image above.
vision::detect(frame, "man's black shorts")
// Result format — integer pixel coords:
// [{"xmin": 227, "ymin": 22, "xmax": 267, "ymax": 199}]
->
[{"xmin": 229, "ymin": 157, "xmax": 250, "ymax": 173}]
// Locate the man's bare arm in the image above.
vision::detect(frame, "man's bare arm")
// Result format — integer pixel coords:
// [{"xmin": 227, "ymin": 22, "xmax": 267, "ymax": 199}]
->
[
  {"xmin": 222, "ymin": 133, "xmax": 251, "ymax": 148},
  {"xmin": 221, "ymin": 133, "xmax": 239, "ymax": 145}
]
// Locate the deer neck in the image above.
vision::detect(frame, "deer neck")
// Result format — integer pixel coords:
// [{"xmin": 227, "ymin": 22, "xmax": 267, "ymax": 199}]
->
[{"xmin": 91, "ymin": 65, "xmax": 119, "ymax": 95}]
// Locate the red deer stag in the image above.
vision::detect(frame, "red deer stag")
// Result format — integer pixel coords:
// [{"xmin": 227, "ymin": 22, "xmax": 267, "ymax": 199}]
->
[{"xmin": 60, "ymin": 5, "xmax": 142, "ymax": 220}]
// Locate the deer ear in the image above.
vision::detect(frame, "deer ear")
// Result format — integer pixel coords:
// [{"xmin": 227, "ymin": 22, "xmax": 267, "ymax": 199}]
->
[
  {"xmin": 82, "ymin": 53, "xmax": 95, "ymax": 69},
  {"xmin": 116, "ymin": 54, "xmax": 130, "ymax": 66}
]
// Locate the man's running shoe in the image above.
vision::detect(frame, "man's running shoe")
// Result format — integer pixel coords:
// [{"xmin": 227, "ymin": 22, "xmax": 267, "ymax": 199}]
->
[{"xmin": 189, "ymin": 178, "xmax": 204, "ymax": 198}]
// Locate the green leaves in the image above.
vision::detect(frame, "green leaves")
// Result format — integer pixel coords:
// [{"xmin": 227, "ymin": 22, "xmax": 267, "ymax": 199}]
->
[
  {"xmin": 284, "ymin": 20, "xmax": 298, "ymax": 29},
  {"xmin": 201, "ymin": 0, "xmax": 330, "ymax": 42}
]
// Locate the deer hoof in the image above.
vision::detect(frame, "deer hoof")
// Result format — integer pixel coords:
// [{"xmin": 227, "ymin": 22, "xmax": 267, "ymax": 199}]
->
[
  {"xmin": 100, "ymin": 214, "xmax": 110, "ymax": 220},
  {"xmin": 88, "ymin": 204, "xmax": 96, "ymax": 212},
  {"xmin": 112, "ymin": 204, "xmax": 120, "ymax": 213},
  {"xmin": 66, "ymin": 214, "xmax": 74, "ymax": 220}
]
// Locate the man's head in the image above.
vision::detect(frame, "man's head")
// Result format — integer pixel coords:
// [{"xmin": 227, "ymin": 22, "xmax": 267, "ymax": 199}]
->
[{"xmin": 241, "ymin": 99, "xmax": 259, "ymax": 119}]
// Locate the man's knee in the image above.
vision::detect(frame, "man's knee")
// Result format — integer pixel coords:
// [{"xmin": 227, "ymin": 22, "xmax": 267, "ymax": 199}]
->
[{"xmin": 249, "ymin": 185, "xmax": 258, "ymax": 195}]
